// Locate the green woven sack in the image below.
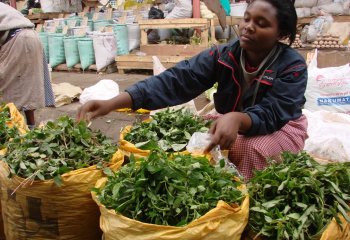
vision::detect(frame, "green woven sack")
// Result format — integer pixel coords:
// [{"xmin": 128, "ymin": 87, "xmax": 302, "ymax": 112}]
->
[
  {"xmin": 65, "ymin": 16, "xmax": 82, "ymax": 27},
  {"xmin": 48, "ymin": 33, "xmax": 66, "ymax": 68},
  {"xmin": 78, "ymin": 38, "xmax": 95, "ymax": 70},
  {"xmin": 38, "ymin": 32, "xmax": 49, "ymax": 63},
  {"xmin": 93, "ymin": 20, "xmax": 113, "ymax": 31},
  {"xmin": 64, "ymin": 36, "xmax": 81, "ymax": 68},
  {"xmin": 112, "ymin": 24, "xmax": 129, "ymax": 56}
]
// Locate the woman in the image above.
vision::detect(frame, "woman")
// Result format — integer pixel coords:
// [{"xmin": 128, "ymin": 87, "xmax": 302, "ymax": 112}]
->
[
  {"xmin": 0, "ymin": 3, "xmax": 55, "ymax": 128},
  {"xmin": 77, "ymin": 0, "xmax": 307, "ymax": 180}
]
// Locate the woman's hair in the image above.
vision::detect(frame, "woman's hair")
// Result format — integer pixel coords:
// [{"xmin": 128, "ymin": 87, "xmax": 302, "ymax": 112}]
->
[{"xmin": 251, "ymin": 0, "xmax": 297, "ymax": 45}]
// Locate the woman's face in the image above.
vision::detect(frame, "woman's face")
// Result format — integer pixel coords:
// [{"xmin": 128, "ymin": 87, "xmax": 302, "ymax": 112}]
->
[{"xmin": 239, "ymin": 0, "xmax": 280, "ymax": 53}]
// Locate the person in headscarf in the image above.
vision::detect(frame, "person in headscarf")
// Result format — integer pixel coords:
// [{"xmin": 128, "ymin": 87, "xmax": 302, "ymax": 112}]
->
[{"xmin": 0, "ymin": 3, "xmax": 54, "ymax": 128}]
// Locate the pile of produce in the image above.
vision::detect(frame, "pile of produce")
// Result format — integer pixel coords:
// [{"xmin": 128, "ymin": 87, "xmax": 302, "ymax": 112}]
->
[
  {"xmin": 4, "ymin": 116, "xmax": 118, "ymax": 185},
  {"xmin": 248, "ymin": 151, "xmax": 350, "ymax": 239},
  {"xmin": 95, "ymin": 150, "xmax": 244, "ymax": 226},
  {"xmin": 0, "ymin": 104, "xmax": 19, "ymax": 149},
  {"xmin": 124, "ymin": 108, "xmax": 211, "ymax": 152}
]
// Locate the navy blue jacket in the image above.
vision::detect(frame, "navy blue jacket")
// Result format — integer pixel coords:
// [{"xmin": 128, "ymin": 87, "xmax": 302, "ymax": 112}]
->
[{"xmin": 126, "ymin": 40, "xmax": 307, "ymax": 136}]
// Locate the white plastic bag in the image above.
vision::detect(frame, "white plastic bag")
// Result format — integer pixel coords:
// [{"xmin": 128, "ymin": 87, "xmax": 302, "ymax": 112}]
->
[
  {"xmin": 305, "ymin": 49, "xmax": 350, "ymax": 114},
  {"xmin": 92, "ymin": 32, "xmax": 116, "ymax": 71},
  {"xmin": 186, "ymin": 132, "xmax": 242, "ymax": 178},
  {"xmin": 306, "ymin": 16, "xmax": 333, "ymax": 42},
  {"xmin": 79, "ymin": 80, "xmax": 120, "ymax": 105},
  {"xmin": 152, "ymin": 56, "xmax": 166, "ymax": 76}
]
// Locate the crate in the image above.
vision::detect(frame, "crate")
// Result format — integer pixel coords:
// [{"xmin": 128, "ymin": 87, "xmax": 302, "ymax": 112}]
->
[
  {"xmin": 138, "ymin": 18, "xmax": 210, "ymax": 56},
  {"xmin": 115, "ymin": 54, "xmax": 191, "ymax": 73}
]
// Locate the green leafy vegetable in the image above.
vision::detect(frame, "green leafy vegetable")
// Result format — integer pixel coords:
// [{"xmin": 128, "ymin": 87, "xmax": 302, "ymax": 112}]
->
[
  {"xmin": 248, "ymin": 151, "xmax": 350, "ymax": 240},
  {"xmin": 124, "ymin": 108, "xmax": 211, "ymax": 152},
  {"xmin": 0, "ymin": 104, "xmax": 19, "ymax": 149},
  {"xmin": 96, "ymin": 150, "xmax": 244, "ymax": 226},
  {"xmin": 4, "ymin": 116, "xmax": 118, "ymax": 184},
  {"xmin": 205, "ymin": 82, "xmax": 218, "ymax": 101}
]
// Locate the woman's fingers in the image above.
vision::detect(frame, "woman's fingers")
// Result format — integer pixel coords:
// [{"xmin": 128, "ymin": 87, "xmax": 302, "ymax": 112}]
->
[{"xmin": 76, "ymin": 102, "xmax": 95, "ymax": 122}]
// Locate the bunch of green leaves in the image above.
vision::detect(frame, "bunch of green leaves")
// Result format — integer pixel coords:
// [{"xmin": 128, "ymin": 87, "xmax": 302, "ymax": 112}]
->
[
  {"xmin": 124, "ymin": 108, "xmax": 211, "ymax": 152},
  {"xmin": 248, "ymin": 151, "xmax": 350, "ymax": 240},
  {"xmin": 0, "ymin": 104, "xmax": 19, "ymax": 149},
  {"xmin": 205, "ymin": 82, "xmax": 218, "ymax": 101},
  {"xmin": 4, "ymin": 116, "xmax": 118, "ymax": 185},
  {"xmin": 96, "ymin": 150, "xmax": 244, "ymax": 226}
]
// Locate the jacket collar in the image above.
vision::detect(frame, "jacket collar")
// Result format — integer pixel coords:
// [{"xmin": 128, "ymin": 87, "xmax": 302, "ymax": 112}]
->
[{"xmin": 218, "ymin": 40, "xmax": 287, "ymax": 84}]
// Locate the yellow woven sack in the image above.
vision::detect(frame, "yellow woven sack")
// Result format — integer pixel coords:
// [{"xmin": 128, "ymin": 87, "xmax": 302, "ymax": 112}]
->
[
  {"xmin": 319, "ymin": 214, "xmax": 350, "ymax": 240},
  {"xmin": 4, "ymin": 102, "xmax": 28, "ymax": 134},
  {"xmin": 0, "ymin": 150, "xmax": 123, "ymax": 240},
  {"xmin": 92, "ymin": 177, "xmax": 249, "ymax": 240},
  {"xmin": 119, "ymin": 125, "xmax": 151, "ymax": 158},
  {"xmin": 0, "ymin": 103, "xmax": 28, "ymax": 156},
  {"xmin": 0, "ymin": 148, "xmax": 6, "ymax": 156}
]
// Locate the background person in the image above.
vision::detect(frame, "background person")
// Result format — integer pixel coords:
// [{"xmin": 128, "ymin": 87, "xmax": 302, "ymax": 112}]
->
[{"xmin": 0, "ymin": 3, "xmax": 55, "ymax": 128}]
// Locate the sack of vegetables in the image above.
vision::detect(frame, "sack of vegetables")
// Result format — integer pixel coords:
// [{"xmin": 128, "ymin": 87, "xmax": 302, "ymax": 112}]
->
[
  {"xmin": 246, "ymin": 152, "xmax": 350, "ymax": 240},
  {"xmin": 92, "ymin": 150, "xmax": 249, "ymax": 240},
  {"xmin": 0, "ymin": 102, "xmax": 28, "ymax": 156},
  {"xmin": 119, "ymin": 108, "xmax": 211, "ymax": 159},
  {"xmin": 0, "ymin": 116, "xmax": 123, "ymax": 240}
]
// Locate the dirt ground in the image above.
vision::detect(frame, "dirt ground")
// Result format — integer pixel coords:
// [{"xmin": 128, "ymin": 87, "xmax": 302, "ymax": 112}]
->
[{"xmin": 36, "ymin": 71, "xmax": 209, "ymax": 142}]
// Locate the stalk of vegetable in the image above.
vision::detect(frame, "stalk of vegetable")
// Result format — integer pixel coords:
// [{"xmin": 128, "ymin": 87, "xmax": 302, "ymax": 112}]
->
[
  {"xmin": 124, "ymin": 108, "xmax": 211, "ymax": 152},
  {"xmin": 248, "ymin": 151, "xmax": 350, "ymax": 240},
  {"xmin": 4, "ymin": 116, "xmax": 118, "ymax": 185},
  {"xmin": 96, "ymin": 150, "xmax": 244, "ymax": 226}
]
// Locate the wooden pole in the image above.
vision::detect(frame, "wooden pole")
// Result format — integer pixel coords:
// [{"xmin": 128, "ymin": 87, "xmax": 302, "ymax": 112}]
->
[{"xmin": 192, "ymin": 0, "xmax": 201, "ymax": 35}]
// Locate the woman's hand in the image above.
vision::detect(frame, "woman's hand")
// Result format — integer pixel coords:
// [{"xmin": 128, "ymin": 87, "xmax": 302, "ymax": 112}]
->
[
  {"xmin": 205, "ymin": 112, "xmax": 252, "ymax": 152},
  {"xmin": 76, "ymin": 100, "xmax": 112, "ymax": 121},
  {"xmin": 76, "ymin": 92, "xmax": 133, "ymax": 121}
]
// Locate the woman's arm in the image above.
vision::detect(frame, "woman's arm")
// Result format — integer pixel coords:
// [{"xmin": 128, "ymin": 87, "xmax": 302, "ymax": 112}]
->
[{"xmin": 125, "ymin": 45, "xmax": 223, "ymax": 110}]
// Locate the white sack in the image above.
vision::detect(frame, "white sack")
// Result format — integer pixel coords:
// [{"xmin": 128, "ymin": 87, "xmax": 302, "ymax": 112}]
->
[
  {"xmin": 296, "ymin": 8, "xmax": 311, "ymax": 18},
  {"xmin": 92, "ymin": 32, "xmax": 116, "ymax": 71},
  {"xmin": 294, "ymin": 0, "xmax": 317, "ymax": 8},
  {"xmin": 317, "ymin": 2, "xmax": 345, "ymax": 15},
  {"xmin": 305, "ymin": 49, "xmax": 350, "ymax": 114},
  {"xmin": 127, "ymin": 24, "xmax": 140, "ymax": 51},
  {"xmin": 317, "ymin": 0, "xmax": 333, "ymax": 6}
]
